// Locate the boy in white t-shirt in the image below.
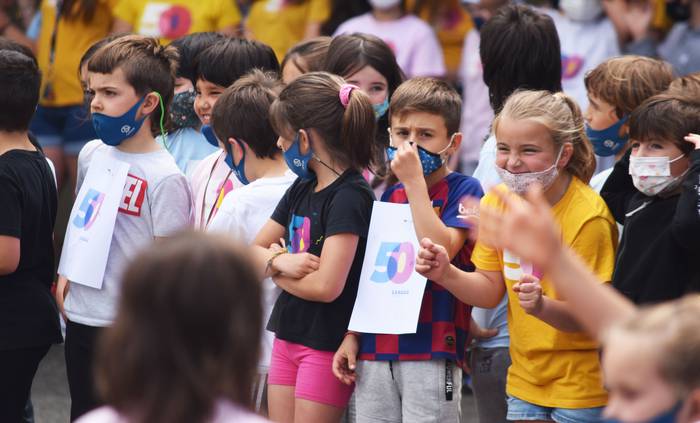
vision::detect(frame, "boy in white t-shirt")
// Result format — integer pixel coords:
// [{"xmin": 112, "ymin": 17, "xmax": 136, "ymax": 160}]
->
[
  {"xmin": 207, "ymin": 70, "xmax": 295, "ymax": 414},
  {"xmin": 55, "ymin": 35, "xmax": 193, "ymax": 421}
]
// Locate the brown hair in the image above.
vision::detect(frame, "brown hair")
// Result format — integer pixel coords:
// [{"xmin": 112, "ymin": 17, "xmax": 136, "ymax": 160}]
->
[
  {"xmin": 281, "ymin": 36, "xmax": 331, "ymax": 75},
  {"xmin": 493, "ymin": 90, "xmax": 596, "ymax": 183},
  {"xmin": 95, "ymin": 232, "xmax": 263, "ymax": 423},
  {"xmin": 606, "ymin": 295, "xmax": 700, "ymax": 396},
  {"xmin": 389, "ymin": 77, "xmax": 462, "ymax": 135},
  {"xmin": 212, "ymin": 69, "xmax": 283, "ymax": 159},
  {"xmin": 666, "ymin": 73, "xmax": 700, "ymax": 97},
  {"xmin": 584, "ymin": 56, "xmax": 674, "ymax": 118},
  {"xmin": 88, "ymin": 35, "xmax": 178, "ymax": 135},
  {"xmin": 630, "ymin": 92, "xmax": 700, "ymax": 156},
  {"xmin": 269, "ymin": 71, "xmax": 376, "ymax": 171}
]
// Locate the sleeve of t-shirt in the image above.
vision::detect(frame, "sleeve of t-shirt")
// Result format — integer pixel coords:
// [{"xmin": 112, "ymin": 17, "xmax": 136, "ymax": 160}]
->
[
  {"xmin": 271, "ymin": 183, "xmax": 295, "ymax": 226},
  {"xmin": 207, "ymin": 193, "xmax": 251, "ymax": 243},
  {"xmin": 441, "ymin": 176, "xmax": 484, "ymax": 229},
  {"xmin": 569, "ymin": 216, "xmax": 617, "ymax": 283},
  {"xmin": 113, "ymin": 0, "xmax": 139, "ymax": 25},
  {"xmin": 150, "ymin": 174, "xmax": 194, "ymax": 237},
  {"xmin": 0, "ymin": 173, "xmax": 21, "ymax": 238},
  {"xmin": 214, "ymin": 0, "xmax": 242, "ymax": 29},
  {"xmin": 407, "ymin": 22, "xmax": 446, "ymax": 77},
  {"xmin": 324, "ymin": 186, "xmax": 373, "ymax": 238},
  {"xmin": 308, "ymin": 0, "xmax": 331, "ymax": 23}
]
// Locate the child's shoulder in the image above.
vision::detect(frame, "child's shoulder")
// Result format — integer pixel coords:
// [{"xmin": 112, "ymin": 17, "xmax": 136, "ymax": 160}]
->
[
  {"xmin": 443, "ymin": 172, "xmax": 484, "ymax": 195},
  {"xmin": 565, "ymin": 176, "xmax": 616, "ymax": 223}
]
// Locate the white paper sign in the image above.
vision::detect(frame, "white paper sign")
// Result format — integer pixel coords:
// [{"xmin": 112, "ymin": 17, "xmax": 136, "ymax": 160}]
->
[
  {"xmin": 58, "ymin": 153, "xmax": 130, "ymax": 289},
  {"xmin": 348, "ymin": 202, "xmax": 428, "ymax": 334}
]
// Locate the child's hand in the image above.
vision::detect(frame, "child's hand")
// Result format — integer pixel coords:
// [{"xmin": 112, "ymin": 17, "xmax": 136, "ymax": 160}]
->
[
  {"xmin": 55, "ymin": 276, "xmax": 70, "ymax": 321},
  {"xmin": 513, "ymin": 274, "xmax": 544, "ymax": 316},
  {"xmin": 390, "ymin": 142, "xmax": 424, "ymax": 186},
  {"xmin": 332, "ymin": 333, "xmax": 360, "ymax": 386},
  {"xmin": 685, "ymin": 133, "xmax": 700, "ymax": 150},
  {"xmin": 272, "ymin": 252, "xmax": 320, "ymax": 279},
  {"xmin": 415, "ymin": 237, "xmax": 451, "ymax": 282}
]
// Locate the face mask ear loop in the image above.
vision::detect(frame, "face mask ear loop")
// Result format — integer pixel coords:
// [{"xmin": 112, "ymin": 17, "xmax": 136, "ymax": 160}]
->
[{"xmin": 153, "ymin": 91, "xmax": 168, "ymax": 152}]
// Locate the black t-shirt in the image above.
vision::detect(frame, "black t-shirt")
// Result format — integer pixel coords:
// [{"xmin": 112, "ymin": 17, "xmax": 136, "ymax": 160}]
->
[
  {"xmin": 268, "ymin": 170, "xmax": 374, "ymax": 351},
  {"xmin": 0, "ymin": 149, "xmax": 61, "ymax": 350}
]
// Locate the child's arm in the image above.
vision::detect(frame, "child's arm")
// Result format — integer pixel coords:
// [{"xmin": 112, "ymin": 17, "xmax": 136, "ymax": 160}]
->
[
  {"xmin": 0, "ymin": 235, "xmax": 19, "ymax": 275},
  {"xmin": 391, "ymin": 142, "xmax": 470, "ymax": 257},
  {"xmin": 671, "ymin": 136, "xmax": 700, "ymax": 249},
  {"xmin": 251, "ymin": 219, "xmax": 320, "ymax": 280},
  {"xmin": 600, "ymin": 152, "xmax": 636, "ymax": 224},
  {"xmin": 416, "ymin": 238, "xmax": 505, "ymax": 308}
]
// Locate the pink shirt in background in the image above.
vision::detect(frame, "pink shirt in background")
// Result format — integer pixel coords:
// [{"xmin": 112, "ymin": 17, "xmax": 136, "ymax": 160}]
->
[
  {"xmin": 187, "ymin": 150, "xmax": 242, "ymax": 230},
  {"xmin": 334, "ymin": 13, "xmax": 446, "ymax": 78}
]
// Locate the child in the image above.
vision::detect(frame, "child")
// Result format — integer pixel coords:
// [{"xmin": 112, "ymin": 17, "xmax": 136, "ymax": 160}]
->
[
  {"xmin": 56, "ymin": 35, "xmax": 194, "ymax": 421},
  {"xmin": 280, "ymin": 36, "xmax": 331, "ymax": 84},
  {"xmin": 252, "ymin": 72, "xmax": 376, "ymax": 422},
  {"xmin": 585, "ymin": 56, "xmax": 674, "ymax": 191},
  {"xmin": 470, "ymin": 183, "xmax": 700, "ymax": 423},
  {"xmin": 188, "ymin": 37, "xmax": 279, "ymax": 230},
  {"xmin": 0, "ymin": 47, "xmax": 62, "ymax": 423},
  {"xmin": 157, "ymin": 32, "xmax": 222, "ymax": 173},
  {"xmin": 416, "ymin": 90, "xmax": 618, "ymax": 422},
  {"xmin": 332, "ymin": 77, "xmax": 484, "ymax": 422},
  {"xmin": 206, "ymin": 69, "xmax": 295, "ymax": 414},
  {"xmin": 333, "ymin": 0, "xmax": 446, "ymax": 78},
  {"xmin": 601, "ymin": 92, "xmax": 700, "ymax": 304},
  {"xmin": 75, "ymin": 232, "xmax": 269, "ymax": 423}
]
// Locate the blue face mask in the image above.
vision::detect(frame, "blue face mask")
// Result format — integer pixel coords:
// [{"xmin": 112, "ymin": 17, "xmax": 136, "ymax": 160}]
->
[
  {"xmin": 586, "ymin": 116, "xmax": 629, "ymax": 157},
  {"xmin": 201, "ymin": 124, "xmax": 219, "ymax": 148},
  {"xmin": 223, "ymin": 139, "xmax": 250, "ymax": 185},
  {"xmin": 283, "ymin": 132, "xmax": 315, "ymax": 180},
  {"xmin": 92, "ymin": 97, "xmax": 147, "ymax": 146},
  {"xmin": 602, "ymin": 401, "xmax": 682, "ymax": 423},
  {"xmin": 386, "ymin": 135, "xmax": 454, "ymax": 175},
  {"xmin": 373, "ymin": 97, "xmax": 389, "ymax": 120}
]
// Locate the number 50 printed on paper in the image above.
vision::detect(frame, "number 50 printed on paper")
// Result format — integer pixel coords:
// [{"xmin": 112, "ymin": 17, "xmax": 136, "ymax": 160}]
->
[{"xmin": 349, "ymin": 202, "xmax": 427, "ymax": 334}]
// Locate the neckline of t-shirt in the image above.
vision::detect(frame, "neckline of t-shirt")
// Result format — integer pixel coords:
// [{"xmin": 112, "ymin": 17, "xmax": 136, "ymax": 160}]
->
[
  {"xmin": 1, "ymin": 148, "xmax": 42, "ymax": 159},
  {"xmin": 104, "ymin": 143, "xmax": 170, "ymax": 158},
  {"xmin": 249, "ymin": 171, "xmax": 297, "ymax": 187}
]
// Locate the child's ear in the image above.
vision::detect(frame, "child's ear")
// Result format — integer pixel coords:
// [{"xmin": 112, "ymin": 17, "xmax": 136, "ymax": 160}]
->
[
  {"xmin": 140, "ymin": 92, "xmax": 161, "ymax": 117},
  {"xmin": 448, "ymin": 133, "xmax": 463, "ymax": 155},
  {"xmin": 228, "ymin": 137, "xmax": 246, "ymax": 163},
  {"xmin": 559, "ymin": 142, "xmax": 574, "ymax": 168},
  {"xmin": 620, "ymin": 122, "xmax": 630, "ymax": 137},
  {"xmin": 684, "ymin": 389, "xmax": 700, "ymax": 422},
  {"xmin": 298, "ymin": 129, "xmax": 311, "ymax": 155}
]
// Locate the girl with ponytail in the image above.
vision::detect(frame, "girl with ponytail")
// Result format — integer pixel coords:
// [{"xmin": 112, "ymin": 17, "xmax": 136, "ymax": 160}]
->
[{"xmin": 252, "ymin": 72, "xmax": 376, "ymax": 422}]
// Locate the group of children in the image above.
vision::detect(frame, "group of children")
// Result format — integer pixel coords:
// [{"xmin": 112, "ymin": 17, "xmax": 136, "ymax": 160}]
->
[{"xmin": 1, "ymin": 2, "xmax": 700, "ymax": 423}]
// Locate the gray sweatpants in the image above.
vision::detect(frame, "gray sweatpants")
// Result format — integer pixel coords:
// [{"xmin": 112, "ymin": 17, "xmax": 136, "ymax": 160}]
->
[
  {"xmin": 469, "ymin": 347, "xmax": 511, "ymax": 423},
  {"xmin": 355, "ymin": 360, "xmax": 462, "ymax": 423}
]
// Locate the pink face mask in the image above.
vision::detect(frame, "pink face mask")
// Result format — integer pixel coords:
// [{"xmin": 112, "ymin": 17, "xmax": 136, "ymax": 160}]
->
[{"xmin": 495, "ymin": 146, "xmax": 564, "ymax": 195}]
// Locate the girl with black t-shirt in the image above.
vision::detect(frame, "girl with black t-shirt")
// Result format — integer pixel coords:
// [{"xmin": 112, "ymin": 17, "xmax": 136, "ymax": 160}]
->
[{"xmin": 252, "ymin": 72, "xmax": 377, "ymax": 422}]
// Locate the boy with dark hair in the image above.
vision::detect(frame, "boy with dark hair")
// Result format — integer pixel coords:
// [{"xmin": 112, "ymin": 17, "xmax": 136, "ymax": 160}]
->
[
  {"xmin": 0, "ymin": 48, "xmax": 62, "ymax": 423},
  {"xmin": 333, "ymin": 77, "xmax": 483, "ymax": 422},
  {"xmin": 188, "ymin": 37, "xmax": 280, "ymax": 230},
  {"xmin": 56, "ymin": 35, "xmax": 193, "ymax": 421},
  {"xmin": 207, "ymin": 69, "xmax": 295, "ymax": 413}
]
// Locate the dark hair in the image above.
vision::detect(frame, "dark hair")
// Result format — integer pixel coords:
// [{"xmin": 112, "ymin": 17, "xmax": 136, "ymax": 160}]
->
[
  {"xmin": 96, "ymin": 232, "xmax": 263, "ymax": 423},
  {"xmin": 0, "ymin": 36, "xmax": 37, "ymax": 65},
  {"xmin": 170, "ymin": 32, "xmax": 226, "ymax": 84},
  {"xmin": 0, "ymin": 50, "xmax": 41, "ymax": 132},
  {"xmin": 281, "ymin": 36, "xmax": 331, "ymax": 75},
  {"xmin": 61, "ymin": 0, "xmax": 99, "ymax": 22},
  {"xmin": 270, "ymin": 71, "xmax": 376, "ymax": 171},
  {"xmin": 195, "ymin": 38, "xmax": 279, "ymax": 88},
  {"xmin": 88, "ymin": 35, "xmax": 178, "ymax": 135},
  {"xmin": 390, "ymin": 77, "xmax": 462, "ymax": 134},
  {"xmin": 212, "ymin": 70, "xmax": 283, "ymax": 159},
  {"xmin": 321, "ymin": 0, "xmax": 371, "ymax": 35},
  {"xmin": 480, "ymin": 4, "xmax": 562, "ymax": 113},
  {"xmin": 630, "ymin": 93, "xmax": 700, "ymax": 156}
]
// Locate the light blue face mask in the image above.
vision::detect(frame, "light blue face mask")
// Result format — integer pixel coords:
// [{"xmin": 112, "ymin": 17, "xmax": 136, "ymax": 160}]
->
[
  {"xmin": 373, "ymin": 97, "xmax": 389, "ymax": 120},
  {"xmin": 602, "ymin": 401, "xmax": 682, "ymax": 423},
  {"xmin": 586, "ymin": 115, "xmax": 629, "ymax": 157}
]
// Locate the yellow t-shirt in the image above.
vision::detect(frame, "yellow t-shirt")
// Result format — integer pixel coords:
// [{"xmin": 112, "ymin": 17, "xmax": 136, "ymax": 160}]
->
[
  {"xmin": 37, "ymin": 0, "xmax": 116, "ymax": 107},
  {"xmin": 245, "ymin": 0, "xmax": 330, "ymax": 61},
  {"xmin": 113, "ymin": 0, "xmax": 241, "ymax": 44},
  {"xmin": 471, "ymin": 177, "xmax": 618, "ymax": 408}
]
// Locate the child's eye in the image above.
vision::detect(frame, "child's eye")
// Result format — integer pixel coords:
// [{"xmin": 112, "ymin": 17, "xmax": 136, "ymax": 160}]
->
[
  {"xmin": 630, "ymin": 142, "xmax": 640, "ymax": 149},
  {"xmin": 370, "ymin": 85, "xmax": 384, "ymax": 93},
  {"xmin": 496, "ymin": 145, "xmax": 509, "ymax": 152},
  {"xmin": 419, "ymin": 131, "xmax": 433, "ymax": 138},
  {"xmin": 650, "ymin": 143, "xmax": 664, "ymax": 150},
  {"xmin": 195, "ymin": 90, "xmax": 201, "ymax": 96}
]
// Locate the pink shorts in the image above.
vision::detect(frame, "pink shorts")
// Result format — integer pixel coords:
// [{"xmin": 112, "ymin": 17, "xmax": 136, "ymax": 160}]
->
[{"xmin": 268, "ymin": 337, "xmax": 354, "ymax": 408}]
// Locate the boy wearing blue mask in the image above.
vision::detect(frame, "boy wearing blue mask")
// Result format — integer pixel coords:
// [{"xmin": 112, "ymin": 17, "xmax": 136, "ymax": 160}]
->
[
  {"xmin": 584, "ymin": 56, "xmax": 673, "ymax": 191},
  {"xmin": 332, "ymin": 77, "xmax": 483, "ymax": 422},
  {"xmin": 55, "ymin": 35, "xmax": 193, "ymax": 421},
  {"xmin": 206, "ymin": 70, "xmax": 295, "ymax": 414}
]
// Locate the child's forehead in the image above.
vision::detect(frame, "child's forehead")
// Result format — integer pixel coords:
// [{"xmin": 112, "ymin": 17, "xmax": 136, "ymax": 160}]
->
[
  {"xmin": 390, "ymin": 111, "xmax": 447, "ymax": 131},
  {"xmin": 196, "ymin": 78, "xmax": 225, "ymax": 91},
  {"xmin": 88, "ymin": 67, "xmax": 129, "ymax": 88}
]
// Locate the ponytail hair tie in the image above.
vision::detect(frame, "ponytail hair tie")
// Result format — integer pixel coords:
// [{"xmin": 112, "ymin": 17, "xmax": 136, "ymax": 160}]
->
[{"xmin": 339, "ymin": 84, "xmax": 359, "ymax": 108}]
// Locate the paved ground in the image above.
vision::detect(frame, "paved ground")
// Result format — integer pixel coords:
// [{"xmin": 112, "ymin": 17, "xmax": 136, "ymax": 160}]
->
[{"xmin": 32, "ymin": 344, "xmax": 479, "ymax": 422}]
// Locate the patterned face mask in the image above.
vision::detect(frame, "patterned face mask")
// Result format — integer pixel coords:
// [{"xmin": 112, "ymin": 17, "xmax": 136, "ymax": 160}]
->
[
  {"xmin": 169, "ymin": 90, "xmax": 199, "ymax": 130},
  {"xmin": 386, "ymin": 132, "xmax": 456, "ymax": 175},
  {"xmin": 629, "ymin": 153, "xmax": 687, "ymax": 196},
  {"xmin": 495, "ymin": 147, "xmax": 564, "ymax": 195}
]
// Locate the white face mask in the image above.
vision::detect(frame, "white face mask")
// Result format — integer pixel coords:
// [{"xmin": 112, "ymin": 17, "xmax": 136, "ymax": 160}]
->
[
  {"xmin": 369, "ymin": 0, "xmax": 402, "ymax": 10},
  {"xmin": 629, "ymin": 154, "xmax": 687, "ymax": 196},
  {"xmin": 559, "ymin": 0, "xmax": 603, "ymax": 22},
  {"xmin": 495, "ymin": 147, "xmax": 564, "ymax": 195}
]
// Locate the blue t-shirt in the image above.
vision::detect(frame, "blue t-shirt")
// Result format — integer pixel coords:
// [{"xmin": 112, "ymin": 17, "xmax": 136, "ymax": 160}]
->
[{"xmin": 158, "ymin": 127, "xmax": 218, "ymax": 174}]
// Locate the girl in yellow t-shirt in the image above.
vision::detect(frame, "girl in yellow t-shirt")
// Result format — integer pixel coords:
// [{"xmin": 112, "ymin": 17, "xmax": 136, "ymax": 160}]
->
[{"xmin": 416, "ymin": 90, "xmax": 618, "ymax": 422}]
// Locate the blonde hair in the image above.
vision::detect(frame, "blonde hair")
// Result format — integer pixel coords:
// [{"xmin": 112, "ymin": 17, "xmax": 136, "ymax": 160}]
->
[
  {"xmin": 606, "ymin": 295, "xmax": 700, "ymax": 396},
  {"xmin": 493, "ymin": 90, "xmax": 596, "ymax": 183}
]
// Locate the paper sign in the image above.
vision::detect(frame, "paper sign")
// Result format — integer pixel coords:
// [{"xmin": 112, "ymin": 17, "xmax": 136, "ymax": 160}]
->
[
  {"xmin": 58, "ymin": 153, "xmax": 130, "ymax": 289},
  {"xmin": 348, "ymin": 202, "xmax": 428, "ymax": 334}
]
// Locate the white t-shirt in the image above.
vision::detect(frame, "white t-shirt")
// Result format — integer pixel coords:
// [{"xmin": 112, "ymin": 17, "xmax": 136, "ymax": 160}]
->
[
  {"xmin": 76, "ymin": 401, "xmax": 270, "ymax": 423},
  {"xmin": 188, "ymin": 150, "xmax": 242, "ymax": 230},
  {"xmin": 207, "ymin": 171, "xmax": 297, "ymax": 370},
  {"xmin": 334, "ymin": 13, "xmax": 446, "ymax": 78},
  {"xmin": 64, "ymin": 140, "xmax": 194, "ymax": 327}
]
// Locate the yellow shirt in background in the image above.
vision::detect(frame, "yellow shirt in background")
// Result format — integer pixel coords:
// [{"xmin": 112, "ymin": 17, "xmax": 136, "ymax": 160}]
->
[
  {"xmin": 37, "ymin": 0, "xmax": 116, "ymax": 107},
  {"xmin": 113, "ymin": 0, "xmax": 241, "ymax": 44},
  {"xmin": 245, "ymin": 0, "xmax": 330, "ymax": 60},
  {"xmin": 471, "ymin": 178, "xmax": 617, "ymax": 409}
]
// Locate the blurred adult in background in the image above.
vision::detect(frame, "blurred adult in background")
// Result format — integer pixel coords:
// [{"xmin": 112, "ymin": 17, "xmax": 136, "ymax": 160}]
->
[{"xmin": 244, "ymin": 0, "xmax": 331, "ymax": 61}]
